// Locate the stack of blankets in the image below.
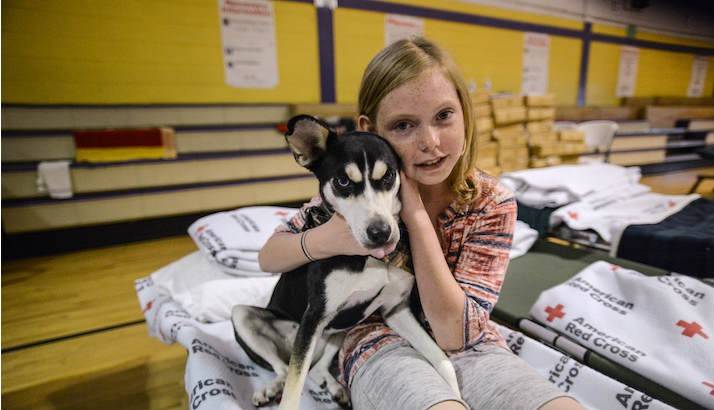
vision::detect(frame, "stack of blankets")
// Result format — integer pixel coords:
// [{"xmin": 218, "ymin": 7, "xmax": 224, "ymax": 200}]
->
[{"xmin": 500, "ymin": 163, "xmax": 710, "ymax": 277}]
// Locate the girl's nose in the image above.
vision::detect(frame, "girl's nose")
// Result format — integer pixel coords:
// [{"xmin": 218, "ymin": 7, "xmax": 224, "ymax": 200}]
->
[{"xmin": 417, "ymin": 126, "xmax": 439, "ymax": 152}]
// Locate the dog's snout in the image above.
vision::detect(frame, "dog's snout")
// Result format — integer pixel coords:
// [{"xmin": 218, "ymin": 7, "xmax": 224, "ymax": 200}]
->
[{"xmin": 366, "ymin": 221, "xmax": 391, "ymax": 246}]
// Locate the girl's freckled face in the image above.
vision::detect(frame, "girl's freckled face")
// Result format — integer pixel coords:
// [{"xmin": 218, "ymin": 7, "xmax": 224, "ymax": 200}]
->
[{"xmin": 375, "ymin": 69, "xmax": 465, "ymax": 186}]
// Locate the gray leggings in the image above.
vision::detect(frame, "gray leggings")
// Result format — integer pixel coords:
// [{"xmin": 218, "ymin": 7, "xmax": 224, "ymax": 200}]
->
[{"xmin": 350, "ymin": 342, "xmax": 573, "ymax": 410}]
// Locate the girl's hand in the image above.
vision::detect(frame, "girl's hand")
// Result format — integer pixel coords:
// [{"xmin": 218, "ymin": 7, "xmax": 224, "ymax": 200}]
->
[
  {"xmin": 399, "ymin": 171, "xmax": 427, "ymax": 225},
  {"xmin": 312, "ymin": 213, "xmax": 396, "ymax": 259}
]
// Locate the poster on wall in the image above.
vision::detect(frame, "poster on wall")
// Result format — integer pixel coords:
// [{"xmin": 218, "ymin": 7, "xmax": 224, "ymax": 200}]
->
[
  {"xmin": 219, "ymin": 0, "xmax": 278, "ymax": 88},
  {"xmin": 616, "ymin": 46, "xmax": 639, "ymax": 97},
  {"xmin": 687, "ymin": 56, "xmax": 709, "ymax": 97},
  {"xmin": 385, "ymin": 14, "xmax": 424, "ymax": 46},
  {"xmin": 521, "ymin": 32, "xmax": 550, "ymax": 95}
]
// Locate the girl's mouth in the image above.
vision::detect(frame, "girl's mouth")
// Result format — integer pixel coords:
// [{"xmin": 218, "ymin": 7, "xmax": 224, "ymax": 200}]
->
[{"xmin": 416, "ymin": 156, "xmax": 446, "ymax": 169}]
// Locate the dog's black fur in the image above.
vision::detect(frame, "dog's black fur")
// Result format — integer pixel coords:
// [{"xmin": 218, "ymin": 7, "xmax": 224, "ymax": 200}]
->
[{"xmin": 231, "ymin": 115, "xmax": 459, "ymax": 410}]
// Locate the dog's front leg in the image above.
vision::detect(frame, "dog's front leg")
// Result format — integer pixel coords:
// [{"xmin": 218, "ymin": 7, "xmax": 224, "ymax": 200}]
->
[
  {"xmin": 383, "ymin": 303, "xmax": 461, "ymax": 398},
  {"xmin": 280, "ymin": 307, "xmax": 329, "ymax": 410}
]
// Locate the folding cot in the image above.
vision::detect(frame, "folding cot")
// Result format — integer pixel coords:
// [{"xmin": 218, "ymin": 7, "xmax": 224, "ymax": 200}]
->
[{"xmin": 493, "ymin": 238, "xmax": 704, "ymax": 410}]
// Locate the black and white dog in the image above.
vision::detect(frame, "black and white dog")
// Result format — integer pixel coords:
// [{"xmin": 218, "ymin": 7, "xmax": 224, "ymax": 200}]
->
[{"xmin": 231, "ymin": 115, "xmax": 460, "ymax": 410}]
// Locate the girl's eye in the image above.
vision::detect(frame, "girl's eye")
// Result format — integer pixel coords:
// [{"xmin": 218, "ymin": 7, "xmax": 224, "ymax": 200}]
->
[
  {"xmin": 334, "ymin": 176, "xmax": 350, "ymax": 188},
  {"xmin": 437, "ymin": 110, "xmax": 454, "ymax": 121},
  {"xmin": 393, "ymin": 121, "xmax": 412, "ymax": 132}
]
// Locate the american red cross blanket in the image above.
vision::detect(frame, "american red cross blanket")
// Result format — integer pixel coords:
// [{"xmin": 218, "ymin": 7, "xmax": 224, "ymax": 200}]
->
[
  {"xmin": 498, "ymin": 325, "xmax": 675, "ymax": 410},
  {"xmin": 530, "ymin": 261, "xmax": 714, "ymax": 408}
]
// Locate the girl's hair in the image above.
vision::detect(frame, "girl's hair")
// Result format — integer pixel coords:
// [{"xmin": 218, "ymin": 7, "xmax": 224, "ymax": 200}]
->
[{"xmin": 358, "ymin": 37, "xmax": 477, "ymax": 206}]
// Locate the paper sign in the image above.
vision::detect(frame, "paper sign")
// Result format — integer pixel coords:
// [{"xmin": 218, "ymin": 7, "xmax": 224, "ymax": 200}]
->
[
  {"xmin": 687, "ymin": 56, "xmax": 709, "ymax": 97},
  {"xmin": 219, "ymin": 0, "xmax": 278, "ymax": 88},
  {"xmin": 385, "ymin": 14, "xmax": 424, "ymax": 46},
  {"xmin": 521, "ymin": 32, "xmax": 550, "ymax": 95},
  {"xmin": 616, "ymin": 46, "xmax": 639, "ymax": 97}
]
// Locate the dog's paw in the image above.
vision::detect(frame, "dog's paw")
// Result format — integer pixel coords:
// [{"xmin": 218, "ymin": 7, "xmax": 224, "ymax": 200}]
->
[
  {"xmin": 331, "ymin": 385, "xmax": 351, "ymax": 408},
  {"xmin": 252, "ymin": 379, "xmax": 285, "ymax": 407}
]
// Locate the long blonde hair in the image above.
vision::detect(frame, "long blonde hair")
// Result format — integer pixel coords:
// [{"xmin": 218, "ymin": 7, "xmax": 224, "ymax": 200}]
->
[{"xmin": 358, "ymin": 37, "xmax": 477, "ymax": 206}]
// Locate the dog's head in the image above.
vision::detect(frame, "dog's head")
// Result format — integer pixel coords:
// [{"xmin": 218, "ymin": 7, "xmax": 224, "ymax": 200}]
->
[{"xmin": 285, "ymin": 114, "xmax": 401, "ymax": 250}]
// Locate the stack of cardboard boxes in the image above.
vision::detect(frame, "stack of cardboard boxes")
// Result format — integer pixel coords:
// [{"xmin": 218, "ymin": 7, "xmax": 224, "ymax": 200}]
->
[
  {"xmin": 491, "ymin": 95, "xmax": 529, "ymax": 173},
  {"xmin": 525, "ymin": 94, "xmax": 587, "ymax": 167},
  {"xmin": 473, "ymin": 91, "xmax": 499, "ymax": 175}
]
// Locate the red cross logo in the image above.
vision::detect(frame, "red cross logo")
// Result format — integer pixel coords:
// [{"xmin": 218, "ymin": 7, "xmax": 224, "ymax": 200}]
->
[
  {"xmin": 703, "ymin": 381, "xmax": 714, "ymax": 396},
  {"xmin": 667, "ymin": 200, "xmax": 676, "ymax": 208},
  {"xmin": 274, "ymin": 210, "xmax": 290, "ymax": 217},
  {"xmin": 196, "ymin": 224, "xmax": 208, "ymax": 234},
  {"xmin": 545, "ymin": 304, "xmax": 566, "ymax": 322},
  {"xmin": 143, "ymin": 300, "xmax": 154, "ymax": 313},
  {"xmin": 567, "ymin": 211, "xmax": 578, "ymax": 220},
  {"xmin": 610, "ymin": 264, "xmax": 621, "ymax": 272},
  {"xmin": 676, "ymin": 320, "xmax": 709, "ymax": 339}
]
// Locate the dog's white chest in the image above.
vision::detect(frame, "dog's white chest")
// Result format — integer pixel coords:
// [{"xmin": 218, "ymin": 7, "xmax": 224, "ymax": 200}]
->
[{"xmin": 322, "ymin": 257, "xmax": 396, "ymax": 314}]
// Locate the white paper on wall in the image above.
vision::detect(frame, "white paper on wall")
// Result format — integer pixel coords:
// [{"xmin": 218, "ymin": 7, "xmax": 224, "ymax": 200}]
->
[
  {"xmin": 687, "ymin": 56, "xmax": 709, "ymax": 97},
  {"xmin": 219, "ymin": 0, "xmax": 279, "ymax": 88},
  {"xmin": 385, "ymin": 14, "xmax": 424, "ymax": 46},
  {"xmin": 521, "ymin": 32, "xmax": 551, "ymax": 95},
  {"xmin": 616, "ymin": 46, "xmax": 639, "ymax": 97}
]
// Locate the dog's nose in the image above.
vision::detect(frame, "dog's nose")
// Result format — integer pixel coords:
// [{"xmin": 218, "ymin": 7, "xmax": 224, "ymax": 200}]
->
[{"xmin": 366, "ymin": 221, "xmax": 391, "ymax": 246}]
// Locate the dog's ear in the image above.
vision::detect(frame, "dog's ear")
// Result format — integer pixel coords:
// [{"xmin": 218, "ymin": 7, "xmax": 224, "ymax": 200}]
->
[{"xmin": 284, "ymin": 115, "xmax": 332, "ymax": 169}]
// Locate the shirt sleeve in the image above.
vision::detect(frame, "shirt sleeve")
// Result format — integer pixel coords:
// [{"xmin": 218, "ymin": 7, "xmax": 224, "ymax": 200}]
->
[
  {"xmin": 274, "ymin": 195, "xmax": 323, "ymax": 234},
  {"xmin": 453, "ymin": 193, "xmax": 516, "ymax": 349}
]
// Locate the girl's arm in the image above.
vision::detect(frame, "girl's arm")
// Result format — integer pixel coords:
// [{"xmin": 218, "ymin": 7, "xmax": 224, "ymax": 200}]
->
[
  {"xmin": 400, "ymin": 172, "xmax": 516, "ymax": 351},
  {"xmin": 259, "ymin": 212, "xmax": 388, "ymax": 273}
]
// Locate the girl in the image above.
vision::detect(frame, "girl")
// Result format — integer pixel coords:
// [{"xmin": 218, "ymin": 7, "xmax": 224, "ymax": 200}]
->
[{"xmin": 259, "ymin": 37, "xmax": 583, "ymax": 410}]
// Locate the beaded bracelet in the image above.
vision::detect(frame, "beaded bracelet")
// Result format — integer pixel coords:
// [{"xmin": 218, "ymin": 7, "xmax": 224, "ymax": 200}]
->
[{"xmin": 300, "ymin": 231, "xmax": 316, "ymax": 262}]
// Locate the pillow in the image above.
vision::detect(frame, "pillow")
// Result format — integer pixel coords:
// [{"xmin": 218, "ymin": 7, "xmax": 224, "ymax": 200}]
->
[{"xmin": 187, "ymin": 206, "xmax": 298, "ymax": 276}]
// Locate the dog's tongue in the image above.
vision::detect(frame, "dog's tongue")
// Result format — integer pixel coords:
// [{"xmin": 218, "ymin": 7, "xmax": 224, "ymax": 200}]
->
[
  {"xmin": 371, "ymin": 242, "xmax": 398, "ymax": 259},
  {"xmin": 371, "ymin": 248, "xmax": 386, "ymax": 259}
]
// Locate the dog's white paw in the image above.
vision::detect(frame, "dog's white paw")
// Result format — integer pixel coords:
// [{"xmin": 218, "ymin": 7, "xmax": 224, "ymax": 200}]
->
[
  {"xmin": 314, "ymin": 373, "xmax": 351, "ymax": 408},
  {"xmin": 253, "ymin": 378, "xmax": 285, "ymax": 407}
]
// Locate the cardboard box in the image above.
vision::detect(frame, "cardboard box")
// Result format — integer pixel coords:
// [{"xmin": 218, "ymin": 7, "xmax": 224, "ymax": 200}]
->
[
  {"xmin": 558, "ymin": 129, "xmax": 585, "ymax": 142},
  {"xmin": 525, "ymin": 94, "xmax": 555, "ymax": 107},
  {"xmin": 498, "ymin": 146, "xmax": 529, "ymax": 162},
  {"xmin": 528, "ymin": 132, "xmax": 558, "ymax": 146},
  {"xmin": 527, "ymin": 107, "xmax": 556, "ymax": 121},
  {"xmin": 479, "ymin": 165, "xmax": 502, "ymax": 176},
  {"xmin": 475, "ymin": 117, "xmax": 494, "ymax": 134},
  {"xmin": 490, "ymin": 95, "xmax": 523, "ymax": 109},
  {"xmin": 494, "ymin": 106, "xmax": 527, "ymax": 125},
  {"xmin": 530, "ymin": 155, "xmax": 562, "ymax": 168},
  {"xmin": 474, "ymin": 104, "xmax": 492, "ymax": 118},
  {"xmin": 526, "ymin": 120, "xmax": 555, "ymax": 134},
  {"xmin": 531, "ymin": 143, "xmax": 562, "ymax": 157}
]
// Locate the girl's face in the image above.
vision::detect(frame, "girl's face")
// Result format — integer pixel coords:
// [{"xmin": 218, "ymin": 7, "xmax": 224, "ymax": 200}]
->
[{"xmin": 366, "ymin": 68, "xmax": 465, "ymax": 187}]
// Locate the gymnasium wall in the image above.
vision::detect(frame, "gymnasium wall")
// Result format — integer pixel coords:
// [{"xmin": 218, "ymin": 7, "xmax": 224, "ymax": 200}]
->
[
  {"xmin": 2, "ymin": 0, "xmax": 713, "ymax": 107},
  {"xmin": 2, "ymin": 0, "xmax": 714, "ymax": 250}
]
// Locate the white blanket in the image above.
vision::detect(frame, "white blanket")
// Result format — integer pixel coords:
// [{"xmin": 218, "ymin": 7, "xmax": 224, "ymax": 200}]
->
[
  {"xmin": 136, "ymin": 276, "xmax": 341, "ymax": 410},
  {"xmin": 500, "ymin": 163, "xmax": 642, "ymax": 209},
  {"xmin": 510, "ymin": 221, "xmax": 538, "ymax": 259},
  {"xmin": 497, "ymin": 325, "xmax": 675, "ymax": 410},
  {"xmin": 550, "ymin": 185, "xmax": 699, "ymax": 250},
  {"xmin": 530, "ymin": 261, "xmax": 714, "ymax": 409},
  {"xmin": 188, "ymin": 207, "xmax": 298, "ymax": 276},
  {"xmin": 136, "ymin": 272, "xmax": 678, "ymax": 410},
  {"xmin": 150, "ymin": 251, "xmax": 279, "ymax": 323}
]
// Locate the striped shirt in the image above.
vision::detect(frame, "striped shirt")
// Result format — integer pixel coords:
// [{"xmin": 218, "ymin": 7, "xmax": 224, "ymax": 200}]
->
[{"xmin": 275, "ymin": 169, "xmax": 516, "ymax": 387}]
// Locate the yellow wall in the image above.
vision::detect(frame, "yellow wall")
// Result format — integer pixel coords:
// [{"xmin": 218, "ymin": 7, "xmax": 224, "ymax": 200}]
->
[
  {"xmin": 1, "ymin": 0, "xmax": 319, "ymax": 104},
  {"xmin": 2, "ymin": 0, "xmax": 712, "ymax": 106}
]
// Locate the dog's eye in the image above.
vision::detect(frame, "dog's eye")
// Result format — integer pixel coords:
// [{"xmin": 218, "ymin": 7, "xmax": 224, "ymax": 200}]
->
[
  {"xmin": 334, "ymin": 176, "xmax": 351, "ymax": 188},
  {"xmin": 382, "ymin": 168, "xmax": 395, "ymax": 184}
]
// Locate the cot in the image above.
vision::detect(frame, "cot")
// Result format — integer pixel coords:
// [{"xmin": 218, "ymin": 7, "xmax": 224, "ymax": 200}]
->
[{"xmin": 493, "ymin": 238, "xmax": 705, "ymax": 409}]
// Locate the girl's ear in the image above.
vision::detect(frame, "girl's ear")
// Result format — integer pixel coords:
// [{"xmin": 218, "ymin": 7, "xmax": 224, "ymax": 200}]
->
[{"xmin": 357, "ymin": 115, "xmax": 374, "ymax": 132}]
